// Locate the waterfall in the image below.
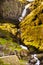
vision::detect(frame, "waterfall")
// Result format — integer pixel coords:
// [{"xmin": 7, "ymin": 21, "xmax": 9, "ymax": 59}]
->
[
  {"xmin": 31, "ymin": 54, "xmax": 40, "ymax": 65},
  {"xmin": 20, "ymin": 45, "xmax": 28, "ymax": 50},
  {"xmin": 18, "ymin": 4, "xmax": 31, "ymax": 21}
]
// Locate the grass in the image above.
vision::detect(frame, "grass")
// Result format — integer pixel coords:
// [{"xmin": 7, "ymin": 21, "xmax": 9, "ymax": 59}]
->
[
  {"xmin": 0, "ymin": 38, "xmax": 22, "ymax": 52},
  {"xmin": 20, "ymin": 59, "xmax": 28, "ymax": 65}
]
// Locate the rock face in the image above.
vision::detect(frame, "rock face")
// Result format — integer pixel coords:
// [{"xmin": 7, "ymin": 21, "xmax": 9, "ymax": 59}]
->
[
  {"xmin": 0, "ymin": 55, "xmax": 20, "ymax": 65},
  {"xmin": 0, "ymin": 0, "xmax": 23, "ymax": 20}
]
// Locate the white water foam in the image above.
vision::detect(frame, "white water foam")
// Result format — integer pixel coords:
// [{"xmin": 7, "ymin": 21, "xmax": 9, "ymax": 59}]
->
[
  {"xmin": 27, "ymin": 0, "xmax": 34, "ymax": 2},
  {"xmin": 20, "ymin": 45, "xmax": 28, "ymax": 50},
  {"xmin": 32, "ymin": 54, "xmax": 40, "ymax": 65},
  {"xmin": 19, "ymin": 3, "xmax": 31, "ymax": 21}
]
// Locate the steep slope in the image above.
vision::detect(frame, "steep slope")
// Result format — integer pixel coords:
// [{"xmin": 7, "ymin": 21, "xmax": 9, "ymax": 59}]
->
[{"xmin": 20, "ymin": 4, "xmax": 43, "ymax": 51}]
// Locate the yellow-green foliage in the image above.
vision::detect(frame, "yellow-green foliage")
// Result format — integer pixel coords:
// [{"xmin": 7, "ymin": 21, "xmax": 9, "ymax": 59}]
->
[
  {"xmin": 19, "ymin": 4, "xmax": 43, "ymax": 51},
  {"xmin": 0, "ymin": 23, "xmax": 17, "ymax": 35},
  {"xmin": 18, "ymin": 0, "xmax": 26, "ymax": 3},
  {"xmin": 33, "ymin": 0, "xmax": 42, "ymax": 8}
]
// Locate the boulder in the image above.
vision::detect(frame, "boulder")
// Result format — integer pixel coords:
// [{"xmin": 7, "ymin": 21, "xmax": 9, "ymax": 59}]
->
[{"xmin": 0, "ymin": 55, "xmax": 20, "ymax": 65}]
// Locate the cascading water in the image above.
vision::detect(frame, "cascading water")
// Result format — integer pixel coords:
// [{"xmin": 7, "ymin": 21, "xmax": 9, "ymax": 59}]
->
[
  {"xmin": 18, "ymin": 3, "xmax": 31, "ymax": 21},
  {"xmin": 20, "ymin": 45, "xmax": 28, "ymax": 50},
  {"xmin": 31, "ymin": 54, "xmax": 40, "ymax": 65}
]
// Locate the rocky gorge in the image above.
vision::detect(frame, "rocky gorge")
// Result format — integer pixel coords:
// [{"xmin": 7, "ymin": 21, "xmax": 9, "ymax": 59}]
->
[{"xmin": 0, "ymin": 0, "xmax": 43, "ymax": 65}]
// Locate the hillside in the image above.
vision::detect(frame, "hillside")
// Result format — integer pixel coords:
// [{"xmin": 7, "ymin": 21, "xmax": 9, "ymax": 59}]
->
[
  {"xmin": 0, "ymin": 0, "xmax": 43, "ymax": 65},
  {"xmin": 20, "ymin": 3, "xmax": 43, "ymax": 51}
]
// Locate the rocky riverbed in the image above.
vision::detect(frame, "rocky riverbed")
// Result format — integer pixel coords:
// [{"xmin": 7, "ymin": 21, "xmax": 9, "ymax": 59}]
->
[
  {"xmin": 0, "ymin": 44, "xmax": 43, "ymax": 65},
  {"xmin": 0, "ymin": 53, "xmax": 43, "ymax": 65}
]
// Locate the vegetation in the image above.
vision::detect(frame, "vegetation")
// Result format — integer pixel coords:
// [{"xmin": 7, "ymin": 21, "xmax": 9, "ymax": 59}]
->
[
  {"xmin": 0, "ymin": 59, "xmax": 10, "ymax": 65},
  {"xmin": 0, "ymin": 0, "xmax": 43, "ymax": 65},
  {"xmin": 0, "ymin": 22, "xmax": 17, "ymax": 35},
  {"xmin": 20, "ymin": 2, "xmax": 43, "ymax": 51}
]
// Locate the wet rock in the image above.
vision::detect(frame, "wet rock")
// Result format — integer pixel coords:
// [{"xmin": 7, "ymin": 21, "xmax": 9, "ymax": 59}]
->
[
  {"xmin": 20, "ymin": 49, "xmax": 29, "ymax": 60},
  {"xmin": 41, "ymin": 60, "xmax": 43, "ymax": 65}
]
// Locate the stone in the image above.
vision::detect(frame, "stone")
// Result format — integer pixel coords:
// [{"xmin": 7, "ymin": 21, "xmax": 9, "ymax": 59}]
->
[
  {"xmin": 0, "ymin": 0, "xmax": 23, "ymax": 20},
  {"xmin": 0, "ymin": 55, "xmax": 20, "ymax": 65}
]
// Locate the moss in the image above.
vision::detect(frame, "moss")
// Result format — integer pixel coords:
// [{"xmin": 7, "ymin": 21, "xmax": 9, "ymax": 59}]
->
[{"xmin": 20, "ymin": 59, "xmax": 27, "ymax": 65}]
